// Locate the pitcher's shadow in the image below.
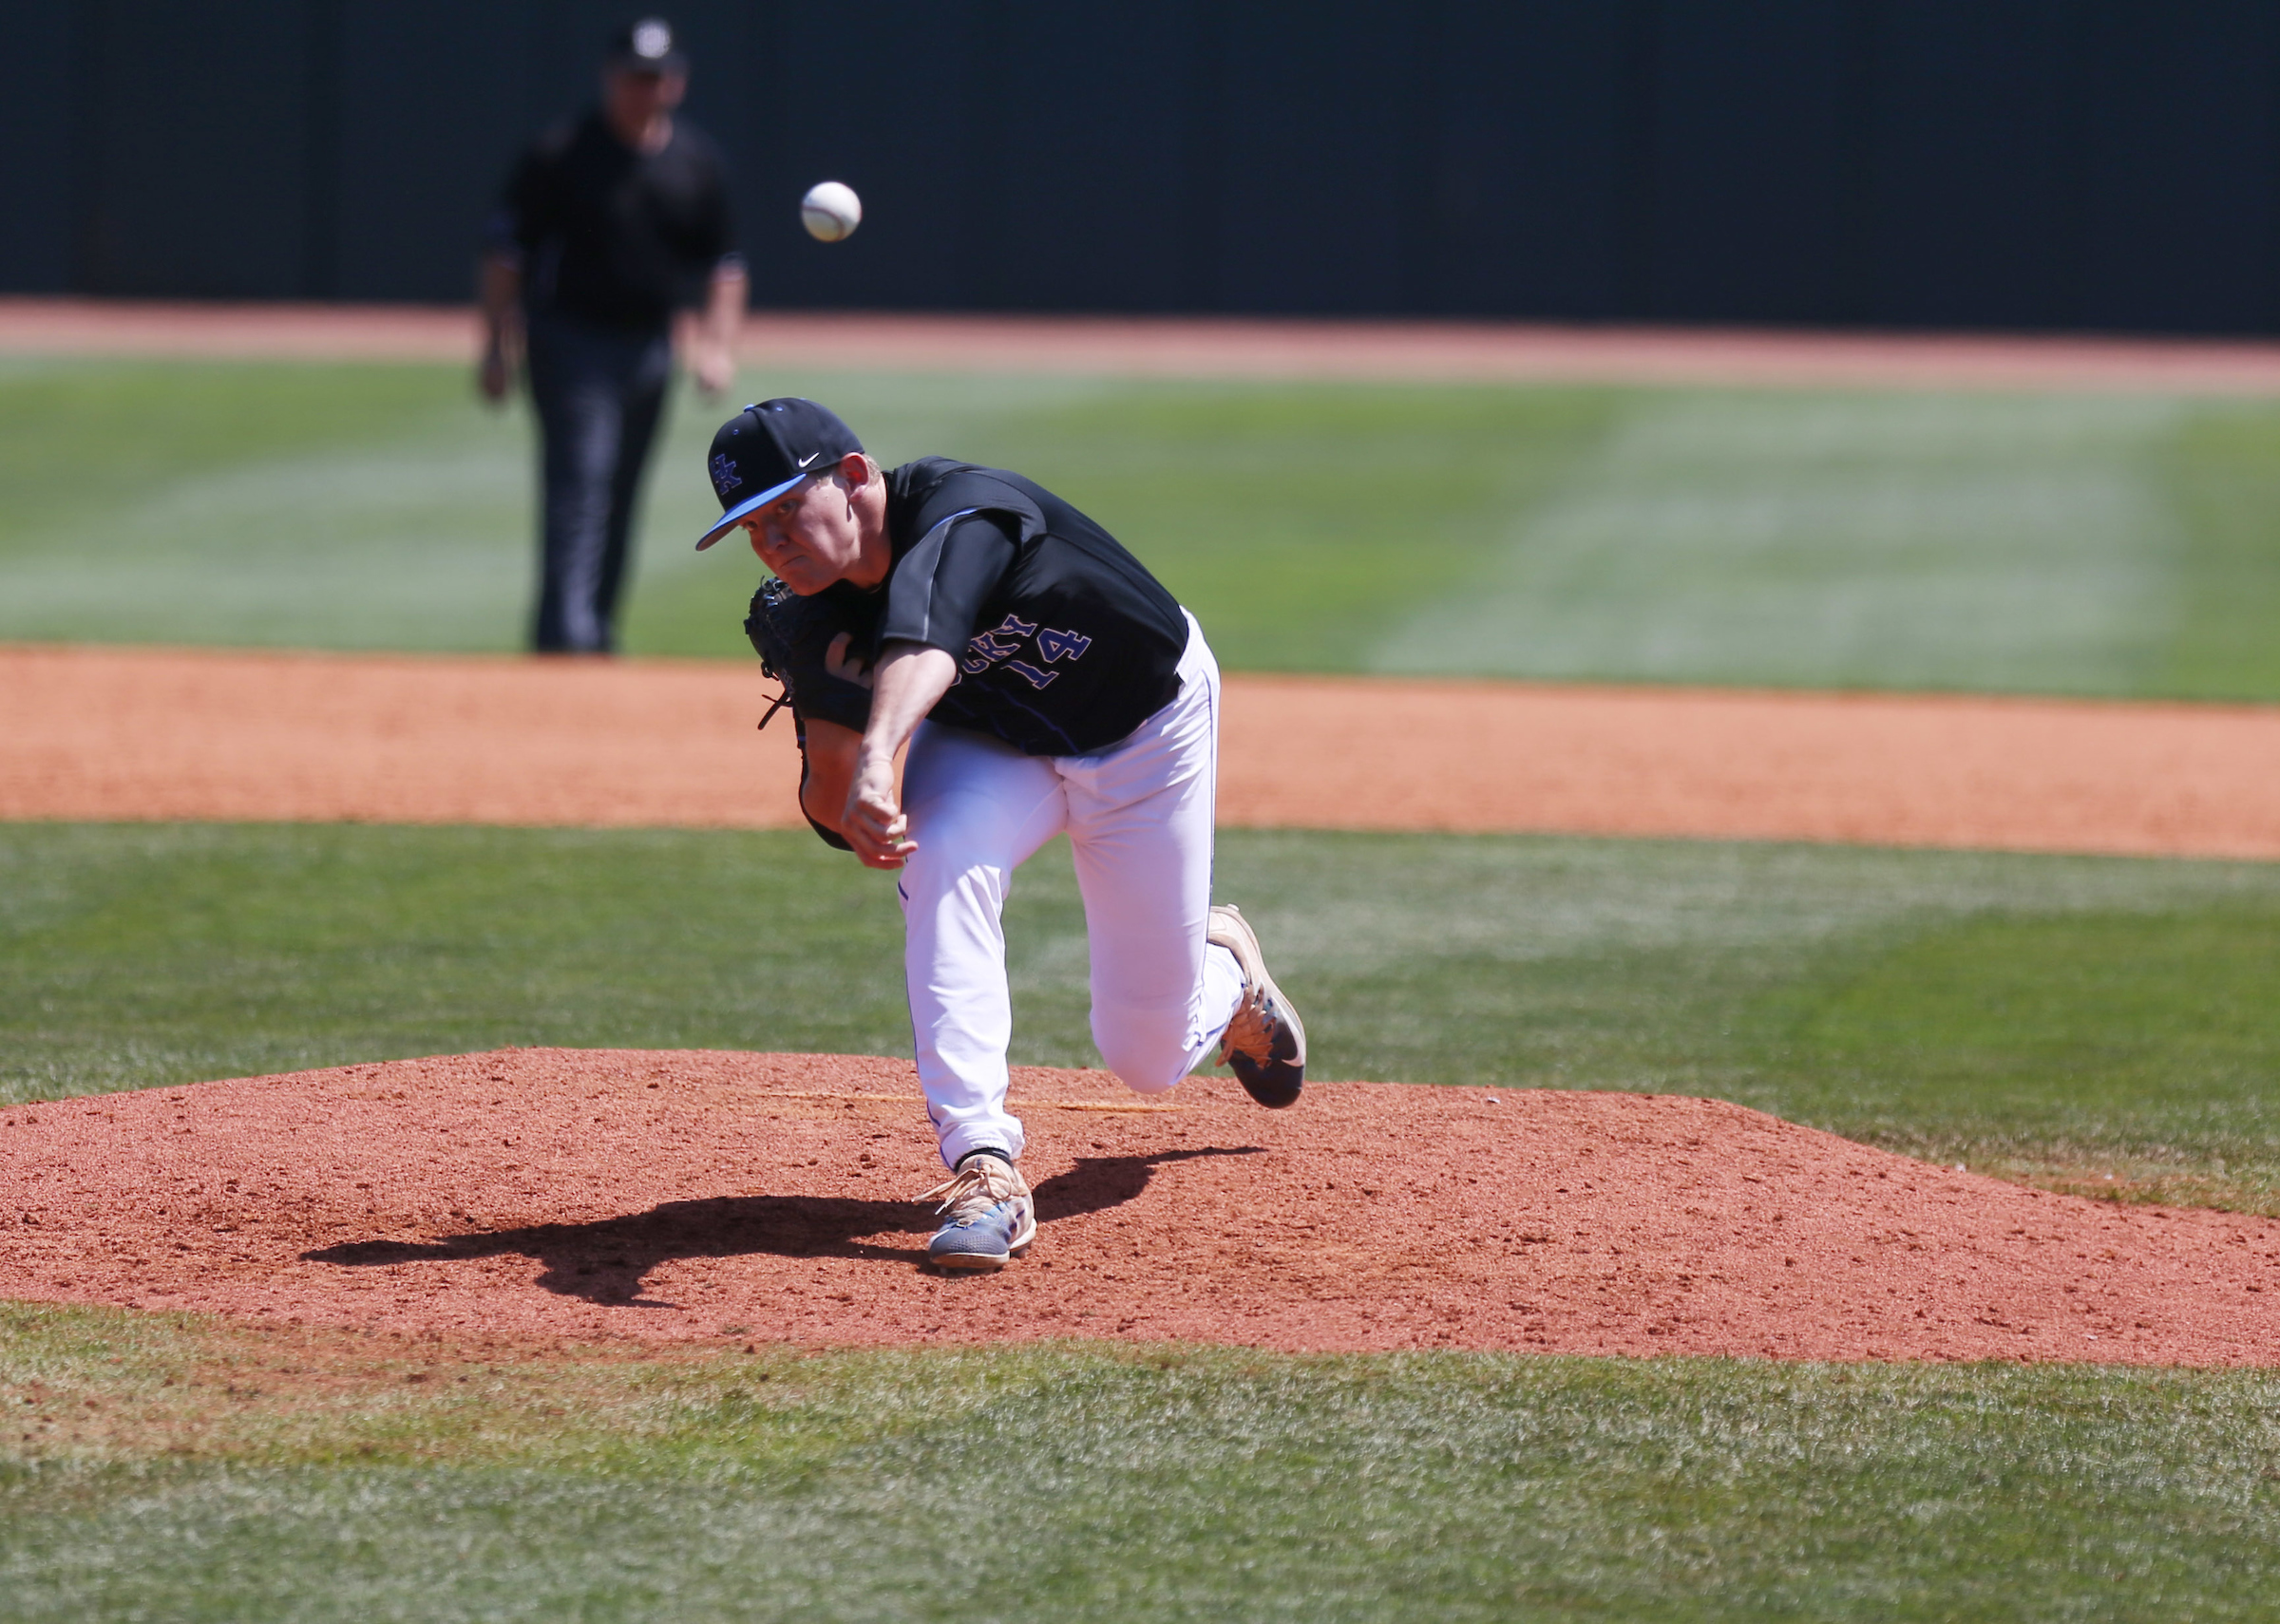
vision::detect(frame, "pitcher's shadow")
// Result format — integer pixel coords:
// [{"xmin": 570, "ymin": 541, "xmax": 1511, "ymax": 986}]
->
[{"xmin": 302, "ymin": 1145, "xmax": 1261, "ymax": 1305}]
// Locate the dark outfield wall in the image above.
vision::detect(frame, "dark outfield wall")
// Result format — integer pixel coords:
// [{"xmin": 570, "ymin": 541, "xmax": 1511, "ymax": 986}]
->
[{"xmin": 5, "ymin": 0, "xmax": 2279, "ymax": 333}]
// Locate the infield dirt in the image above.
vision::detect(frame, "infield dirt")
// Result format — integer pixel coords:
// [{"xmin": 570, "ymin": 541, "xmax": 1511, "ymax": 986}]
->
[
  {"xmin": 9, "ymin": 644, "xmax": 2280, "ymax": 857},
  {"xmin": 4, "ymin": 1048, "xmax": 2278, "ymax": 1368}
]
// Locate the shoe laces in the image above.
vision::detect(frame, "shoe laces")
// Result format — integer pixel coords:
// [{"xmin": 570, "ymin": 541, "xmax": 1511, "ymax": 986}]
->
[
  {"xmin": 919, "ymin": 1156, "xmax": 1027, "ymax": 1220},
  {"xmin": 1219, "ymin": 986, "xmax": 1279, "ymax": 1067}
]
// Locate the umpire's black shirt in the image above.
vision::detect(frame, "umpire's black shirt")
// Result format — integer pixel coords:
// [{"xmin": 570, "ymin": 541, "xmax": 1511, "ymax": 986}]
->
[
  {"xmin": 788, "ymin": 460, "xmax": 1190, "ymax": 758},
  {"xmin": 496, "ymin": 112, "xmax": 735, "ymax": 334}
]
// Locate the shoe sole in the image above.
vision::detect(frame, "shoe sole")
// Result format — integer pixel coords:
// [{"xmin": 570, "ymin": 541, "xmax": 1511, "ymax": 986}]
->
[
  {"xmin": 1207, "ymin": 904, "xmax": 1307, "ymax": 1099},
  {"xmin": 930, "ymin": 1245, "xmax": 1032, "ymax": 1273}
]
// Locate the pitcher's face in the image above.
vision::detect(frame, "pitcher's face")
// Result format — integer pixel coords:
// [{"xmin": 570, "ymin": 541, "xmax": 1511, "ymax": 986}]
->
[{"xmin": 742, "ymin": 461, "xmax": 865, "ymax": 594}]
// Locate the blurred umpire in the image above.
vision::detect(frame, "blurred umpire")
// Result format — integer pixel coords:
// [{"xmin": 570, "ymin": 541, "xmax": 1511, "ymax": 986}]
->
[{"xmin": 478, "ymin": 17, "xmax": 746, "ymax": 654}]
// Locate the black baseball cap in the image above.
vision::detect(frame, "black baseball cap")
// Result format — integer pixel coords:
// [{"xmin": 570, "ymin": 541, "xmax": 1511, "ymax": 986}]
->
[
  {"xmin": 607, "ymin": 17, "xmax": 688, "ymax": 75},
  {"xmin": 695, "ymin": 399, "xmax": 865, "ymax": 551}
]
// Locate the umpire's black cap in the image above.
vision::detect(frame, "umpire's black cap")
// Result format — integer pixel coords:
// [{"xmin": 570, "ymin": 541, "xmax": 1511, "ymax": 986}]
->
[
  {"xmin": 695, "ymin": 399, "xmax": 865, "ymax": 551},
  {"xmin": 607, "ymin": 17, "xmax": 689, "ymax": 75}
]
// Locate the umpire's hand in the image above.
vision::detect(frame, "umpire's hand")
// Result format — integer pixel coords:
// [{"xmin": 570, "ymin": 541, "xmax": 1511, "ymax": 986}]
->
[{"xmin": 691, "ymin": 341, "xmax": 735, "ymax": 400}]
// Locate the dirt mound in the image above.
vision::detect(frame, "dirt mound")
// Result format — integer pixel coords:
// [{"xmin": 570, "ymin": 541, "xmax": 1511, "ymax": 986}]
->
[
  {"xmin": 4, "ymin": 1048, "xmax": 2277, "ymax": 1365},
  {"xmin": 10, "ymin": 645, "xmax": 2280, "ymax": 858}
]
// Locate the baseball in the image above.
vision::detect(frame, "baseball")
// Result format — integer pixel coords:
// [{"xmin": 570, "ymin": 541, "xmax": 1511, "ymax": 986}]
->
[{"xmin": 801, "ymin": 180, "xmax": 863, "ymax": 243}]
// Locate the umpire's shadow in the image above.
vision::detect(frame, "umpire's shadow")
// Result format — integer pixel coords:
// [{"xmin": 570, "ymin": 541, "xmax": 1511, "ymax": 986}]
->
[{"xmin": 301, "ymin": 1145, "xmax": 1261, "ymax": 1305}]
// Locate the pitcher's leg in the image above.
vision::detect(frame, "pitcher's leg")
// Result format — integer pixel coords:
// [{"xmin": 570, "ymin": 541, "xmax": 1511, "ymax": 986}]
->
[
  {"xmin": 1064, "ymin": 624, "xmax": 1244, "ymax": 1093},
  {"xmin": 899, "ymin": 722, "xmax": 1066, "ymax": 1169}
]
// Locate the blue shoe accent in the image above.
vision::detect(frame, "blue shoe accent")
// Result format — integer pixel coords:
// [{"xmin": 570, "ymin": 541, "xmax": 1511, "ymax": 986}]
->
[{"xmin": 922, "ymin": 1155, "xmax": 1036, "ymax": 1271}]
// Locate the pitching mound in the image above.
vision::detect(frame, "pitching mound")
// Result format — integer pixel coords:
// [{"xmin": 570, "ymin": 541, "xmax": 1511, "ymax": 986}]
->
[{"xmin": 4, "ymin": 1048, "xmax": 2277, "ymax": 1366}]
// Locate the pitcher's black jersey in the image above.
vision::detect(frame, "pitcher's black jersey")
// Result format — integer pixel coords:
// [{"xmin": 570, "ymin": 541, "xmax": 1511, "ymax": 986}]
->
[{"xmin": 769, "ymin": 458, "xmax": 1188, "ymax": 758}]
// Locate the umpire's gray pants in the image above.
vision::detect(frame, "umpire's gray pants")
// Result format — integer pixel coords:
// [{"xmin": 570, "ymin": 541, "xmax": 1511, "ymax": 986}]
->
[{"xmin": 524, "ymin": 311, "xmax": 673, "ymax": 653}]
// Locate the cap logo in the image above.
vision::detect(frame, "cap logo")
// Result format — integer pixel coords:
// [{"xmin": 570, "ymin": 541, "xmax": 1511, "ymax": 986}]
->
[
  {"xmin": 710, "ymin": 453, "xmax": 741, "ymax": 494},
  {"xmin": 632, "ymin": 19, "xmax": 673, "ymax": 58}
]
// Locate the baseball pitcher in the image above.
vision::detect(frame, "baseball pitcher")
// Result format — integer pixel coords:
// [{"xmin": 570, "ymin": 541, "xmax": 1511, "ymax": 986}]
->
[{"xmin": 697, "ymin": 399, "xmax": 1305, "ymax": 1270}]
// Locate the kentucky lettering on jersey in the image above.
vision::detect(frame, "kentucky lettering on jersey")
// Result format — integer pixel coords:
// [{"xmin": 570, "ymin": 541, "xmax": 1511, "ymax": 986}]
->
[{"xmin": 780, "ymin": 459, "xmax": 1188, "ymax": 758}]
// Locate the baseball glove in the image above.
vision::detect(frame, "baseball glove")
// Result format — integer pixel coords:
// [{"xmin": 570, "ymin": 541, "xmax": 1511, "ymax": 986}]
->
[
  {"xmin": 743, "ymin": 576, "xmax": 809, "ymax": 730},
  {"xmin": 745, "ymin": 576, "xmax": 864, "ymax": 853}
]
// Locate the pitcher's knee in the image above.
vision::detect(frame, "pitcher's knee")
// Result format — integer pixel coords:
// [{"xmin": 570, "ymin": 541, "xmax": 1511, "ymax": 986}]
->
[{"xmin": 1092, "ymin": 1012, "xmax": 1194, "ymax": 1096}]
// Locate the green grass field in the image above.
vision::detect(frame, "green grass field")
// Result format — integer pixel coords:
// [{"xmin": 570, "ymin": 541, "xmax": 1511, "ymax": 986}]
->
[
  {"xmin": 10, "ymin": 353, "xmax": 2280, "ymax": 1616},
  {"xmin": 10, "ymin": 1304, "xmax": 2280, "ymax": 1623},
  {"xmin": 8, "ymin": 356, "xmax": 2280, "ymax": 695}
]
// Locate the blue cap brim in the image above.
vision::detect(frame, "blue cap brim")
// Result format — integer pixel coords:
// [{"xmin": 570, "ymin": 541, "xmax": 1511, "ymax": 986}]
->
[{"xmin": 694, "ymin": 472, "xmax": 809, "ymax": 551}]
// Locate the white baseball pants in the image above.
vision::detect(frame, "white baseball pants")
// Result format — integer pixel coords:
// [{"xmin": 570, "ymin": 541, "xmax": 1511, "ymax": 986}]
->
[{"xmin": 897, "ymin": 613, "xmax": 1245, "ymax": 1169}]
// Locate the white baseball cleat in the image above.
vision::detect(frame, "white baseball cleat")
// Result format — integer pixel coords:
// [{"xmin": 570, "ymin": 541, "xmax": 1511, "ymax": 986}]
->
[{"xmin": 1208, "ymin": 903, "xmax": 1306, "ymax": 1108}]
